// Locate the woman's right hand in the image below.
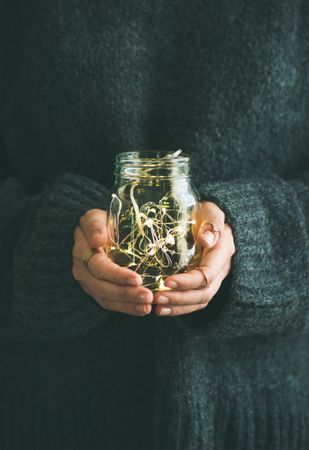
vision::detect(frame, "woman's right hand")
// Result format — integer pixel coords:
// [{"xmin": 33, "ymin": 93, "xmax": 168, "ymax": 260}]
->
[{"xmin": 72, "ymin": 209, "xmax": 153, "ymax": 316}]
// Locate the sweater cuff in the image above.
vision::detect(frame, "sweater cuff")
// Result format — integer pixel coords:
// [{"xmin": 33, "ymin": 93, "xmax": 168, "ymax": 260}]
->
[
  {"xmin": 11, "ymin": 172, "xmax": 115, "ymax": 340},
  {"xmin": 173, "ymin": 174, "xmax": 306, "ymax": 337}
]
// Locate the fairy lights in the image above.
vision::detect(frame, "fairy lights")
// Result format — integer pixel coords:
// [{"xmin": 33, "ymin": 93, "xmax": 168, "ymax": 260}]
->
[{"xmin": 106, "ymin": 150, "xmax": 201, "ymax": 291}]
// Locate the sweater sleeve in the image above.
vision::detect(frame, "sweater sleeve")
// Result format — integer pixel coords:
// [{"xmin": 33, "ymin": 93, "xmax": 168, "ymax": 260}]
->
[
  {"xmin": 174, "ymin": 169, "xmax": 309, "ymax": 339},
  {"xmin": 0, "ymin": 144, "xmax": 115, "ymax": 340}
]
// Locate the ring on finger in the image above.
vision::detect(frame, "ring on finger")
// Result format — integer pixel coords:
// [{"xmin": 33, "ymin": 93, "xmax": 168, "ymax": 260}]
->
[{"xmin": 195, "ymin": 266, "xmax": 211, "ymax": 288}]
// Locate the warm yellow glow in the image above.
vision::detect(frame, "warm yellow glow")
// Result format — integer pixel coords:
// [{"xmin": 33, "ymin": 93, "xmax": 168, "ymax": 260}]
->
[
  {"xmin": 157, "ymin": 277, "xmax": 172, "ymax": 291},
  {"xmin": 108, "ymin": 184, "xmax": 189, "ymax": 289},
  {"xmin": 107, "ymin": 149, "xmax": 199, "ymax": 290}
]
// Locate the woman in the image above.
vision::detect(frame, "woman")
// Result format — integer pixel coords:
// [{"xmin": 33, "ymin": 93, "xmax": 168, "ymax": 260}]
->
[{"xmin": 0, "ymin": 0, "xmax": 308, "ymax": 449}]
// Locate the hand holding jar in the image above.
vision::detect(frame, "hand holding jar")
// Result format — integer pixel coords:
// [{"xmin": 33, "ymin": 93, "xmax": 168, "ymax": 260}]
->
[
  {"xmin": 72, "ymin": 201, "xmax": 235, "ymax": 317},
  {"xmin": 72, "ymin": 208, "xmax": 154, "ymax": 316},
  {"xmin": 72, "ymin": 150, "xmax": 235, "ymax": 317},
  {"xmin": 153, "ymin": 200, "xmax": 235, "ymax": 316}
]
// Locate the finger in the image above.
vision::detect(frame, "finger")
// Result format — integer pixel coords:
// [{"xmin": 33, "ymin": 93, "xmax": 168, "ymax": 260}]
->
[
  {"xmin": 79, "ymin": 208, "xmax": 108, "ymax": 248},
  {"xmin": 163, "ymin": 267, "xmax": 208, "ymax": 291},
  {"xmin": 88, "ymin": 253, "xmax": 144, "ymax": 286},
  {"xmin": 196, "ymin": 227, "xmax": 234, "ymax": 286},
  {"xmin": 154, "ymin": 285, "xmax": 209, "ymax": 307},
  {"xmin": 155, "ymin": 261, "xmax": 230, "ymax": 307},
  {"xmin": 190, "ymin": 201, "xmax": 225, "ymax": 249},
  {"xmin": 195, "ymin": 222, "xmax": 221, "ymax": 249},
  {"xmin": 196, "ymin": 202, "xmax": 225, "ymax": 232},
  {"xmin": 164, "ymin": 224, "xmax": 234, "ymax": 290},
  {"xmin": 163, "ymin": 245, "xmax": 226, "ymax": 291},
  {"xmin": 73, "ymin": 226, "xmax": 143, "ymax": 286},
  {"xmin": 72, "ymin": 258, "xmax": 153, "ymax": 313},
  {"xmin": 155, "ymin": 263, "xmax": 230, "ymax": 316},
  {"xmin": 104, "ymin": 301, "xmax": 152, "ymax": 316},
  {"xmin": 77, "ymin": 261, "xmax": 151, "ymax": 316},
  {"xmin": 73, "ymin": 224, "xmax": 104, "ymax": 259}
]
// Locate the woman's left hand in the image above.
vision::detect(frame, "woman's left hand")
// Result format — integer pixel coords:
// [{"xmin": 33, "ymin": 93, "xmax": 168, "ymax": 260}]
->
[{"xmin": 153, "ymin": 201, "xmax": 236, "ymax": 316}]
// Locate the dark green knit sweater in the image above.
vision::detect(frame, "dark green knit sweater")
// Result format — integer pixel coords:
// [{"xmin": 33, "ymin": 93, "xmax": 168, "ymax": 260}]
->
[{"xmin": 0, "ymin": 0, "xmax": 308, "ymax": 449}]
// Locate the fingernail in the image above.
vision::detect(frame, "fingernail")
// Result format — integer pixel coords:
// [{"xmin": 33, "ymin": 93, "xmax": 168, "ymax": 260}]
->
[
  {"xmin": 135, "ymin": 304, "xmax": 148, "ymax": 314},
  {"xmin": 202, "ymin": 230, "xmax": 215, "ymax": 246},
  {"xmin": 159, "ymin": 307, "xmax": 172, "ymax": 316},
  {"xmin": 157, "ymin": 296, "xmax": 169, "ymax": 304},
  {"xmin": 126, "ymin": 277, "xmax": 142, "ymax": 286},
  {"xmin": 164, "ymin": 280, "xmax": 178, "ymax": 289},
  {"xmin": 137, "ymin": 293, "xmax": 152, "ymax": 303},
  {"xmin": 212, "ymin": 222, "xmax": 224, "ymax": 232}
]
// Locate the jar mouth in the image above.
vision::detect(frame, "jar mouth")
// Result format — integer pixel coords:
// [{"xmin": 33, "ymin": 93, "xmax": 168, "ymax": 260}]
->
[{"xmin": 116, "ymin": 149, "xmax": 189, "ymax": 165}]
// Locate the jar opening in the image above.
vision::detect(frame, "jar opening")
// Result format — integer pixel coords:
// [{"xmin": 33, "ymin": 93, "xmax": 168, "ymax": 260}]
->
[
  {"xmin": 116, "ymin": 149, "xmax": 189, "ymax": 165},
  {"xmin": 115, "ymin": 149, "xmax": 191, "ymax": 179}
]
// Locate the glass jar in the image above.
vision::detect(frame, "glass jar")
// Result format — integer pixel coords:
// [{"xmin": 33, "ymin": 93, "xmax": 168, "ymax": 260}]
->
[{"xmin": 106, "ymin": 150, "xmax": 202, "ymax": 291}]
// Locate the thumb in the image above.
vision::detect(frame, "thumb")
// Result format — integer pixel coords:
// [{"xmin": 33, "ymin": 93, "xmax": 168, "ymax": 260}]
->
[
  {"xmin": 79, "ymin": 208, "xmax": 108, "ymax": 248},
  {"xmin": 196, "ymin": 222, "xmax": 222, "ymax": 249},
  {"xmin": 194, "ymin": 201, "xmax": 225, "ymax": 248}
]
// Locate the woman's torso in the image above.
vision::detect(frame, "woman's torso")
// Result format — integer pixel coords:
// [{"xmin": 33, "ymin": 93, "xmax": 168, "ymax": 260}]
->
[{"xmin": 0, "ymin": 0, "xmax": 308, "ymax": 193}]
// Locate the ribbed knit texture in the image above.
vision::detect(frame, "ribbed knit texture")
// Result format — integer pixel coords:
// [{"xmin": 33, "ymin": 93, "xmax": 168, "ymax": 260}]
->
[
  {"xmin": 175, "ymin": 173, "xmax": 309, "ymax": 337},
  {"xmin": 0, "ymin": 173, "xmax": 114, "ymax": 339},
  {"xmin": 152, "ymin": 318, "xmax": 309, "ymax": 450},
  {"xmin": 0, "ymin": 0, "xmax": 308, "ymax": 448}
]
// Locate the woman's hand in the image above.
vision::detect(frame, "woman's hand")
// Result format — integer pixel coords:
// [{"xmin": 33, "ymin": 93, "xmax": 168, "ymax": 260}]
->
[
  {"xmin": 72, "ymin": 209, "xmax": 153, "ymax": 316},
  {"xmin": 153, "ymin": 201, "xmax": 235, "ymax": 316}
]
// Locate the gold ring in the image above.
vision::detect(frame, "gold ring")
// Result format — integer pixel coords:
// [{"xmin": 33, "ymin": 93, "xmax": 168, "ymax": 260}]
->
[
  {"xmin": 195, "ymin": 267, "xmax": 210, "ymax": 288},
  {"xmin": 82, "ymin": 248, "xmax": 96, "ymax": 266}
]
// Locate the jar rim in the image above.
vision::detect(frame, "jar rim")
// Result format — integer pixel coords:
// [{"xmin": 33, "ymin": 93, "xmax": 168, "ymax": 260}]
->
[{"xmin": 116, "ymin": 149, "xmax": 190, "ymax": 164}]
